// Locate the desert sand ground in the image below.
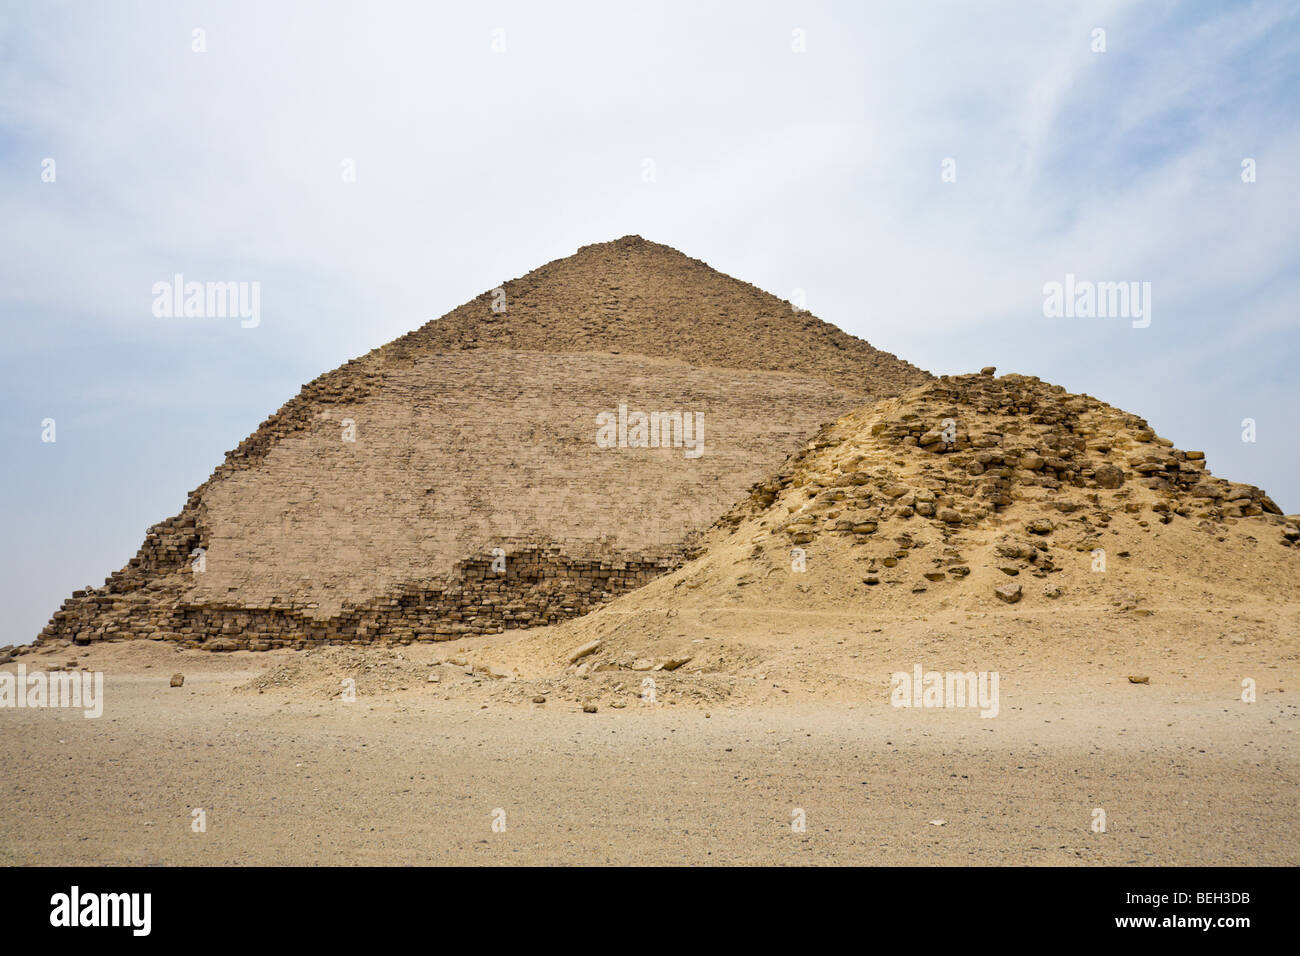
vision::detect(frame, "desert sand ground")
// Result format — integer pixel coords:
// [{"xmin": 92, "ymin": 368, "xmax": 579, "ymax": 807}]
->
[{"xmin": 2, "ymin": 602, "xmax": 1295, "ymax": 866}]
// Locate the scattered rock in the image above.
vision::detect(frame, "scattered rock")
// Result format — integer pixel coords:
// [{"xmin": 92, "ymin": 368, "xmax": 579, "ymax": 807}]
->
[
  {"xmin": 169, "ymin": 673, "xmax": 185, "ymax": 688},
  {"xmin": 1127, "ymin": 675, "xmax": 1150, "ymax": 684},
  {"xmin": 995, "ymin": 539, "xmax": 1036, "ymax": 560},
  {"xmin": 994, "ymin": 582, "xmax": 1022, "ymax": 604}
]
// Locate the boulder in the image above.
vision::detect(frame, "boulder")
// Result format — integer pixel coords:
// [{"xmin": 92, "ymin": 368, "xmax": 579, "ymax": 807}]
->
[
  {"xmin": 566, "ymin": 640, "xmax": 601, "ymax": 664},
  {"xmin": 994, "ymin": 582, "xmax": 1022, "ymax": 604},
  {"xmin": 1094, "ymin": 463, "xmax": 1125, "ymax": 489}
]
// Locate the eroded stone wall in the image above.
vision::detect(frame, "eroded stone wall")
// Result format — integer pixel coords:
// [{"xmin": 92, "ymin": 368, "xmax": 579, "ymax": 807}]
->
[{"xmin": 40, "ymin": 549, "xmax": 675, "ymax": 650}]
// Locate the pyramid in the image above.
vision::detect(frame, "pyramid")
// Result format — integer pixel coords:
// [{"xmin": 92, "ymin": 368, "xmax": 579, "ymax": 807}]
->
[{"xmin": 37, "ymin": 237, "xmax": 930, "ymax": 650}]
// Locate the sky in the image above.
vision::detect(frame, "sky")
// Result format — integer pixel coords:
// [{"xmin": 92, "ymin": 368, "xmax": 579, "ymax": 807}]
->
[{"xmin": 1, "ymin": 0, "xmax": 1297, "ymax": 645}]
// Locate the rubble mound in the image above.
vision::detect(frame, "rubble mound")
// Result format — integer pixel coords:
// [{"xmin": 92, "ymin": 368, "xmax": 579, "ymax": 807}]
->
[
  {"xmin": 724, "ymin": 368, "xmax": 1290, "ymax": 545},
  {"xmin": 484, "ymin": 370, "xmax": 1297, "ymax": 679}
]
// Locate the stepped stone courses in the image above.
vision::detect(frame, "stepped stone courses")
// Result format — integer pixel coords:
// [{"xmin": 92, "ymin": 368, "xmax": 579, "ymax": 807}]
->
[
  {"xmin": 35, "ymin": 237, "xmax": 930, "ymax": 651},
  {"xmin": 53, "ymin": 550, "xmax": 672, "ymax": 651}
]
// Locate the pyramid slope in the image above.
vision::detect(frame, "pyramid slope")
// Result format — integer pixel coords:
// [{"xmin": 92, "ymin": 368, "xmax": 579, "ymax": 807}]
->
[
  {"xmin": 392, "ymin": 235, "xmax": 928, "ymax": 387},
  {"xmin": 37, "ymin": 239, "xmax": 930, "ymax": 649},
  {"xmin": 224, "ymin": 235, "xmax": 928, "ymax": 475}
]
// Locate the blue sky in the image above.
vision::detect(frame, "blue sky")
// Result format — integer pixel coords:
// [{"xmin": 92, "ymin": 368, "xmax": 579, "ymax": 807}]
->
[{"xmin": 2, "ymin": 0, "xmax": 1297, "ymax": 644}]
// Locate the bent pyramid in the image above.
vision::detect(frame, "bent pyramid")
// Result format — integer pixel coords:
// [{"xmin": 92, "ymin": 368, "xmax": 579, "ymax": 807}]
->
[{"xmin": 39, "ymin": 236, "xmax": 930, "ymax": 649}]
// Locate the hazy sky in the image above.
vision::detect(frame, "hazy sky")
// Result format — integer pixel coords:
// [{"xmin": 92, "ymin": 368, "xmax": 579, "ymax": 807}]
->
[{"xmin": 2, "ymin": 0, "xmax": 1297, "ymax": 645}]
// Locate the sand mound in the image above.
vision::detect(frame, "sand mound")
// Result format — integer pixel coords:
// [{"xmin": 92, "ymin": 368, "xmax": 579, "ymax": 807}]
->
[{"xmin": 481, "ymin": 370, "xmax": 1298, "ymax": 682}]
